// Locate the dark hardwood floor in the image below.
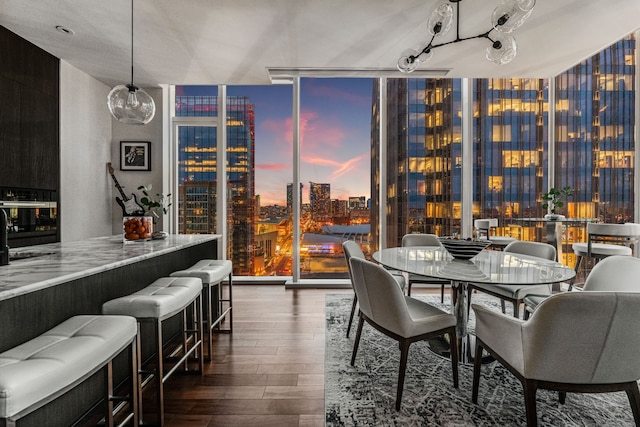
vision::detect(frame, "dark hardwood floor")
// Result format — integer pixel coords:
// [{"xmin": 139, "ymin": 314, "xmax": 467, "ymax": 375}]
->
[
  {"xmin": 161, "ymin": 284, "xmax": 349, "ymax": 427},
  {"xmin": 79, "ymin": 283, "xmax": 440, "ymax": 426}
]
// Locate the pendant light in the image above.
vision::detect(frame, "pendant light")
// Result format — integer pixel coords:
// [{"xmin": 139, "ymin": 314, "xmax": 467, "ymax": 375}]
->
[
  {"xmin": 107, "ymin": 0, "xmax": 155, "ymax": 125},
  {"xmin": 397, "ymin": 0, "xmax": 536, "ymax": 73}
]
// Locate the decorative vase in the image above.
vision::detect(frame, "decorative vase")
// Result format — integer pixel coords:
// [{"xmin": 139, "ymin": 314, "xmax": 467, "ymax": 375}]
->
[
  {"xmin": 123, "ymin": 216, "xmax": 153, "ymax": 242},
  {"xmin": 544, "ymin": 213, "xmax": 566, "ymax": 221}
]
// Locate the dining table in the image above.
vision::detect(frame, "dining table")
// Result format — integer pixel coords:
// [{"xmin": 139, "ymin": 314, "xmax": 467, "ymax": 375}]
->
[{"xmin": 372, "ymin": 245, "xmax": 576, "ymax": 363}]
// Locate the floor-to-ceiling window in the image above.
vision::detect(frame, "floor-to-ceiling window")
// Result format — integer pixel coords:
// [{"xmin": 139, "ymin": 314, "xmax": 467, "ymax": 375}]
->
[
  {"xmin": 171, "ymin": 34, "xmax": 636, "ymax": 281},
  {"xmin": 298, "ymin": 78, "xmax": 374, "ymax": 279},
  {"xmin": 473, "ymin": 78, "xmax": 548, "ymax": 242},
  {"xmin": 371, "ymin": 78, "xmax": 462, "ymax": 251}
]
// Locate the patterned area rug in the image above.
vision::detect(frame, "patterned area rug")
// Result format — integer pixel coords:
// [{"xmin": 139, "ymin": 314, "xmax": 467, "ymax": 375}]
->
[{"xmin": 325, "ymin": 293, "xmax": 636, "ymax": 426}]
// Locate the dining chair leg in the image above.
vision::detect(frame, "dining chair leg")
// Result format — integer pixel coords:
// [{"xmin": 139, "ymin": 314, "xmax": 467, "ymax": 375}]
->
[
  {"xmin": 440, "ymin": 285, "xmax": 445, "ymax": 303},
  {"xmin": 449, "ymin": 329, "xmax": 458, "ymax": 388},
  {"xmin": 625, "ymin": 381, "xmax": 640, "ymax": 426},
  {"xmin": 523, "ymin": 380, "xmax": 539, "ymax": 427},
  {"xmin": 350, "ymin": 315, "xmax": 365, "ymax": 366},
  {"xmin": 396, "ymin": 340, "xmax": 410, "ymax": 411},
  {"xmin": 471, "ymin": 341, "xmax": 483, "ymax": 403},
  {"xmin": 512, "ymin": 301, "xmax": 520, "ymax": 318},
  {"xmin": 346, "ymin": 294, "xmax": 358, "ymax": 338}
]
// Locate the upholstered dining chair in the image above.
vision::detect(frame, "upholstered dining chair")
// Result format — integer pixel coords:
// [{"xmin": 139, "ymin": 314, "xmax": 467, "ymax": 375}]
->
[
  {"xmin": 466, "ymin": 240, "xmax": 557, "ymax": 318},
  {"xmin": 342, "ymin": 240, "xmax": 405, "ymax": 338},
  {"xmin": 348, "ymin": 257, "xmax": 458, "ymax": 411},
  {"xmin": 472, "ymin": 291, "xmax": 640, "ymax": 427},
  {"xmin": 523, "ymin": 255, "xmax": 640, "ymax": 319},
  {"xmin": 571, "ymin": 222, "xmax": 640, "ymax": 281},
  {"xmin": 401, "ymin": 233, "xmax": 451, "ymax": 301}
]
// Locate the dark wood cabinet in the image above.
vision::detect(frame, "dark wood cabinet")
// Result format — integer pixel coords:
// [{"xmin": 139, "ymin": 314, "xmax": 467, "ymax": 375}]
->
[{"xmin": 0, "ymin": 25, "xmax": 59, "ymax": 191}]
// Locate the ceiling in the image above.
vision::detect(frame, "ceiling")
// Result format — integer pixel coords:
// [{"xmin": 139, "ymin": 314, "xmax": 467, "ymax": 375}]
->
[{"xmin": 1, "ymin": 0, "xmax": 639, "ymax": 89}]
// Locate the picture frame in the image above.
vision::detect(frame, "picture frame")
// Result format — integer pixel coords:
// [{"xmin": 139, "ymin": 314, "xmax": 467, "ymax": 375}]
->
[{"xmin": 120, "ymin": 141, "xmax": 151, "ymax": 171}]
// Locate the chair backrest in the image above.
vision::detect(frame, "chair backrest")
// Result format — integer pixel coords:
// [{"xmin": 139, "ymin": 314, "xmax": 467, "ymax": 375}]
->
[
  {"xmin": 582, "ymin": 255, "xmax": 640, "ymax": 291},
  {"xmin": 587, "ymin": 222, "xmax": 640, "ymax": 255},
  {"xmin": 402, "ymin": 233, "xmax": 441, "ymax": 248},
  {"xmin": 348, "ymin": 257, "xmax": 412, "ymax": 335},
  {"xmin": 503, "ymin": 240, "xmax": 556, "ymax": 261},
  {"xmin": 523, "ymin": 291, "xmax": 640, "ymax": 384},
  {"xmin": 342, "ymin": 240, "xmax": 364, "ymax": 285}
]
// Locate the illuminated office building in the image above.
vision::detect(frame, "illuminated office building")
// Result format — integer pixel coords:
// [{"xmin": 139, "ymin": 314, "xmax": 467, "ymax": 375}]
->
[
  {"xmin": 309, "ymin": 182, "xmax": 331, "ymax": 222},
  {"xmin": 175, "ymin": 95, "xmax": 256, "ymax": 275},
  {"xmin": 372, "ymin": 35, "xmax": 635, "ymax": 258}
]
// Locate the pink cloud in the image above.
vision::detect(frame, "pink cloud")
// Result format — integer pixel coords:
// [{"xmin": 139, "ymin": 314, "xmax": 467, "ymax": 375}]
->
[{"xmin": 256, "ymin": 163, "xmax": 290, "ymax": 171}]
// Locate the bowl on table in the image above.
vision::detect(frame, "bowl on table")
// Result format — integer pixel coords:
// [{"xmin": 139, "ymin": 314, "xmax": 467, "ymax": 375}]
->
[{"xmin": 438, "ymin": 238, "xmax": 490, "ymax": 260}]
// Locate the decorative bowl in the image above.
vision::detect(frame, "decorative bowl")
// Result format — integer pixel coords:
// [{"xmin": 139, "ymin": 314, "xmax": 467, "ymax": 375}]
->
[{"xmin": 438, "ymin": 238, "xmax": 490, "ymax": 260}]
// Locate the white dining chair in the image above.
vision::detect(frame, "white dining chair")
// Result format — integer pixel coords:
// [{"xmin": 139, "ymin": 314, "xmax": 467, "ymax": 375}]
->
[
  {"xmin": 349, "ymin": 257, "xmax": 458, "ymax": 411},
  {"xmin": 342, "ymin": 240, "xmax": 405, "ymax": 338},
  {"xmin": 472, "ymin": 291, "xmax": 640, "ymax": 426},
  {"xmin": 466, "ymin": 240, "xmax": 557, "ymax": 318},
  {"xmin": 523, "ymin": 255, "xmax": 640, "ymax": 319},
  {"xmin": 401, "ymin": 233, "xmax": 450, "ymax": 301}
]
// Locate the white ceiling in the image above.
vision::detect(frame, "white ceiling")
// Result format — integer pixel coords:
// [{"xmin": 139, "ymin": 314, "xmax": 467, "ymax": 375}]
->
[{"xmin": 1, "ymin": 0, "xmax": 639, "ymax": 89}]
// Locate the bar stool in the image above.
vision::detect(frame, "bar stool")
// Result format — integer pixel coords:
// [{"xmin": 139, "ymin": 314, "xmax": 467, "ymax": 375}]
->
[
  {"xmin": 474, "ymin": 218, "xmax": 517, "ymax": 250},
  {"xmin": 102, "ymin": 276, "xmax": 204, "ymax": 427},
  {"xmin": 170, "ymin": 259, "xmax": 233, "ymax": 360},
  {"xmin": 571, "ymin": 222, "xmax": 640, "ymax": 282}
]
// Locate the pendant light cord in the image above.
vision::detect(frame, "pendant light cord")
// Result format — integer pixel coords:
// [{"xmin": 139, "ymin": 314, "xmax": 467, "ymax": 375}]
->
[{"xmin": 130, "ymin": 0, "xmax": 134, "ymax": 86}]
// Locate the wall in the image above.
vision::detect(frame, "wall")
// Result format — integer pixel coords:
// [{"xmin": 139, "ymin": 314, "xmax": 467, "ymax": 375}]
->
[
  {"xmin": 59, "ymin": 61, "xmax": 113, "ymax": 241},
  {"xmin": 110, "ymin": 88, "xmax": 164, "ymax": 234}
]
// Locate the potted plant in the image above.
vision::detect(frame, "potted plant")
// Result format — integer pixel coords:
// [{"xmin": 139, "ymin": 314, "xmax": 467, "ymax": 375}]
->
[
  {"xmin": 542, "ymin": 186, "xmax": 573, "ymax": 220},
  {"xmin": 137, "ymin": 185, "xmax": 172, "ymax": 238}
]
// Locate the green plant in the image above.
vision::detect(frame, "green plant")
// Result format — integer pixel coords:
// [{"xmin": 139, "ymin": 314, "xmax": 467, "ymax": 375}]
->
[
  {"xmin": 137, "ymin": 184, "xmax": 172, "ymax": 219},
  {"xmin": 542, "ymin": 186, "xmax": 573, "ymax": 214}
]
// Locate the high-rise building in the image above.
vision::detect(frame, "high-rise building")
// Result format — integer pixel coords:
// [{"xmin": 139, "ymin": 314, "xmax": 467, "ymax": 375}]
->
[
  {"xmin": 348, "ymin": 196, "xmax": 366, "ymax": 210},
  {"xmin": 286, "ymin": 183, "xmax": 303, "ymax": 213},
  {"xmin": 372, "ymin": 35, "xmax": 635, "ymax": 257},
  {"xmin": 309, "ymin": 182, "xmax": 331, "ymax": 222},
  {"xmin": 175, "ymin": 94, "xmax": 256, "ymax": 275}
]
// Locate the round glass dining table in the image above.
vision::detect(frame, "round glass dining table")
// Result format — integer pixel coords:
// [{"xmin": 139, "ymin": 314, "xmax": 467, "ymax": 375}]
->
[{"xmin": 372, "ymin": 246, "xmax": 576, "ymax": 362}]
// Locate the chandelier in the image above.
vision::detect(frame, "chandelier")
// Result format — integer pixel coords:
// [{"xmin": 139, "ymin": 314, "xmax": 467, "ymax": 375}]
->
[
  {"xmin": 397, "ymin": 0, "xmax": 536, "ymax": 73},
  {"xmin": 107, "ymin": 0, "xmax": 156, "ymax": 125}
]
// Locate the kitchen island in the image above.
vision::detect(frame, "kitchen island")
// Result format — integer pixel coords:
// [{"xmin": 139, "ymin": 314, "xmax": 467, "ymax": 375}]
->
[{"xmin": 0, "ymin": 233, "xmax": 220, "ymax": 426}]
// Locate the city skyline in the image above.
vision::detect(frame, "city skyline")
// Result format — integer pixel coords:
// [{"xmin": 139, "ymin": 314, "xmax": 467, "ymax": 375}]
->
[{"xmin": 176, "ymin": 79, "xmax": 374, "ymax": 206}]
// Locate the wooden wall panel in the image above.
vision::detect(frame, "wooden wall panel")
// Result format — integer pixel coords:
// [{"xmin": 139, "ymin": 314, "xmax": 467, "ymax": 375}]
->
[{"xmin": 0, "ymin": 25, "xmax": 59, "ymax": 191}]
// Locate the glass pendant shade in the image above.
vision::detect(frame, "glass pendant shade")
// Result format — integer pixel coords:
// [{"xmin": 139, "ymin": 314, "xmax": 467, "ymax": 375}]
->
[
  {"xmin": 427, "ymin": 3, "xmax": 454, "ymax": 36},
  {"xmin": 492, "ymin": 0, "xmax": 535, "ymax": 33},
  {"xmin": 397, "ymin": 48, "xmax": 422, "ymax": 73},
  {"xmin": 108, "ymin": 84, "xmax": 156, "ymax": 125},
  {"xmin": 107, "ymin": 0, "xmax": 155, "ymax": 125},
  {"xmin": 486, "ymin": 34, "xmax": 517, "ymax": 64}
]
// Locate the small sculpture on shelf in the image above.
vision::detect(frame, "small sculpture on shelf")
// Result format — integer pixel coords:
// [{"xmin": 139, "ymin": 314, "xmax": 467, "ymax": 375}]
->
[{"xmin": 542, "ymin": 186, "xmax": 573, "ymax": 220}]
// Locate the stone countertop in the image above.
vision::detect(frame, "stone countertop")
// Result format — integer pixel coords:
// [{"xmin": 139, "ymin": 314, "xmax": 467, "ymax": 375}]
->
[{"xmin": 0, "ymin": 234, "xmax": 220, "ymax": 301}]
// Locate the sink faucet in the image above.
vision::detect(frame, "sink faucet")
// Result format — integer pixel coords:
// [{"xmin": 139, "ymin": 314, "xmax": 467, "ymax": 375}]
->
[{"xmin": 0, "ymin": 208, "xmax": 9, "ymax": 265}]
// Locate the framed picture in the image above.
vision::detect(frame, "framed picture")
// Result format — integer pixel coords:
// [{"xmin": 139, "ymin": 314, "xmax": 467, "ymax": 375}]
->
[{"xmin": 120, "ymin": 141, "xmax": 151, "ymax": 171}]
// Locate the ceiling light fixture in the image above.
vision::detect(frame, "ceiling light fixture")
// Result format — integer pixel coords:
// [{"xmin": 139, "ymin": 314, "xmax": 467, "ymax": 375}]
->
[
  {"xmin": 397, "ymin": 0, "xmax": 535, "ymax": 73},
  {"xmin": 107, "ymin": 0, "xmax": 155, "ymax": 125}
]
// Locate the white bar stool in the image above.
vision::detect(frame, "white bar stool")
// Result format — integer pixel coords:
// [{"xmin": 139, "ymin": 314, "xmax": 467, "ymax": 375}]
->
[
  {"xmin": 170, "ymin": 259, "xmax": 233, "ymax": 360},
  {"xmin": 102, "ymin": 277, "xmax": 204, "ymax": 427}
]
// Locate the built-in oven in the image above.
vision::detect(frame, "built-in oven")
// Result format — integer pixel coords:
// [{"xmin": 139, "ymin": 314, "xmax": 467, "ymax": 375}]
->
[{"xmin": 0, "ymin": 187, "xmax": 58, "ymax": 247}]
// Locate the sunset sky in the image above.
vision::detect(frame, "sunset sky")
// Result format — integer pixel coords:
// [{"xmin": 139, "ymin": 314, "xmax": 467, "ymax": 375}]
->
[{"xmin": 178, "ymin": 79, "xmax": 374, "ymax": 206}]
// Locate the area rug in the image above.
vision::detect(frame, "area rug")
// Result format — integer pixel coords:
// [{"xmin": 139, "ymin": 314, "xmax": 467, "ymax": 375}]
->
[{"xmin": 325, "ymin": 293, "xmax": 636, "ymax": 426}]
